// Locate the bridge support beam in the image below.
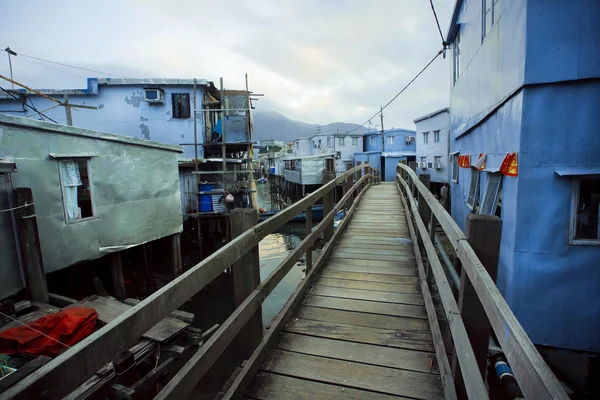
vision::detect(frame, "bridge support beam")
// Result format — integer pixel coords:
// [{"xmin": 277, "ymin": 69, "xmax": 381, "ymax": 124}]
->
[
  {"xmin": 230, "ymin": 209, "xmax": 263, "ymax": 359},
  {"xmin": 452, "ymin": 213, "xmax": 502, "ymax": 398},
  {"xmin": 322, "ymin": 168, "xmax": 335, "ymax": 243}
]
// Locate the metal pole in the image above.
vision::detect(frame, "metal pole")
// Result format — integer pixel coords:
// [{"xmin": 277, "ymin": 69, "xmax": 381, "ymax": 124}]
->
[
  {"xmin": 380, "ymin": 105, "xmax": 384, "ymax": 149},
  {"xmin": 5, "ymin": 47, "xmax": 16, "ymax": 89},
  {"xmin": 220, "ymin": 77, "xmax": 226, "ymax": 194},
  {"xmin": 193, "ymin": 78, "xmax": 198, "ymax": 168}
]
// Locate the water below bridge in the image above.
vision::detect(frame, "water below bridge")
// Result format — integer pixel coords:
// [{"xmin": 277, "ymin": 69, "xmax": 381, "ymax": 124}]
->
[{"xmin": 255, "ymin": 182, "xmax": 322, "ymax": 326}]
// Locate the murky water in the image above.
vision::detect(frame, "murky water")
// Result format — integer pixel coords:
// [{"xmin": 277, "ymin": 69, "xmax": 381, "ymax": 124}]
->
[{"xmin": 255, "ymin": 182, "xmax": 317, "ymax": 326}]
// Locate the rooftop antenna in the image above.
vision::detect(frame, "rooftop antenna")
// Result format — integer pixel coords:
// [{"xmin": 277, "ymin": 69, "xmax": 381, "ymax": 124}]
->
[{"xmin": 4, "ymin": 47, "xmax": 17, "ymax": 89}]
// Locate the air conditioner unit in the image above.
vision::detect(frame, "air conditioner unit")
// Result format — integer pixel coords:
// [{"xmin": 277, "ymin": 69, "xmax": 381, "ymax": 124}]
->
[
  {"xmin": 335, "ymin": 151, "xmax": 342, "ymax": 159},
  {"xmin": 419, "ymin": 162, "xmax": 428, "ymax": 168},
  {"xmin": 427, "ymin": 162, "xmax": 434, "ymax": 169},
  {"xmin": 434, "ymin": 162, "xmax": 441, "ymax": 169},
  {"xmin": 144, "ymin": 89, "xmax": 163, "ymax": 104}
]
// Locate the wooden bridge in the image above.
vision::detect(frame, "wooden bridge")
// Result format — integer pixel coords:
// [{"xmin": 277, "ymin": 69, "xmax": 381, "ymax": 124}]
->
[{"xmin": 2, "ymin": 165, "xmax": 568, "ymax": 399}]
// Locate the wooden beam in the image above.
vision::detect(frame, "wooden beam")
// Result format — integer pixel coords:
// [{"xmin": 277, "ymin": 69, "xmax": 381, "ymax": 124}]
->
[
  {"xmin": 305, "ymin": 206, "xmax": 312, "ymax": 273},
  {"xmin": 396, "ymin": 165, "xmax": 568, "ymax": 400},
  {"xmin": 110, "ymin": 252, "xmax": 126, "ymax": 301},
  {"xmin": 170, "ymin": 233, "xmax": 183, "ymax": 278},
  {"xmin": 221, "ymin": 181, "xmax": 370, "ymax": 400},
  {"xmin": 3, "ymin": 165, "xmax": 368, "ymax": 400},
  {"xmin": 396, "ymin": 182, "xmax": 457, "ymax": 400},
  {"xmin": 230, "ymin": 209, "xmax": 263, "ymax": 359},
  {"xmin": 418, "ymin": 173, "xmax": 431, "ymax": 229},
  {"xmin": 13, "ymin": 188, "xmax": 49, "ymax": 303},
  {"xmin": 397, "ymin": 176, "xmax": 489, "ymax": 399}
]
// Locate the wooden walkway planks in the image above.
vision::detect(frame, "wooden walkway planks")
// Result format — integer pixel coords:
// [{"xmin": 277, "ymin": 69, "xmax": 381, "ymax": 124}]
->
[{"xmin": 245, "ymin": 183, "xmax": 442, "ymax": 399}]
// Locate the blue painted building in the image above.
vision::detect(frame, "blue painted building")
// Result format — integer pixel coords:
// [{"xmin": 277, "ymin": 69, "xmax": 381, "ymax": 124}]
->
[
  {"xmin": 447, "ymin": 0, "xmax": 600, "ymax": 352},
  {"xmin": 0, "ymin": 78, "xmax": 251, "ymax": 160},
  {"xmin": 354, "ymin": 128, "xmax": 416, "ymax": 181}
]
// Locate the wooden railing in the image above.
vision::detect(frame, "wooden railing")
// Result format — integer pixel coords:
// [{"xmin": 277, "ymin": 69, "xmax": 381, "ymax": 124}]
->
[
  {"xmin": 1, "ymin": 164, "xmax": 377, "ymax": 400},
  {"xmin": 395, "ymin": 163, "xmax": 568, "ymax": 400}
]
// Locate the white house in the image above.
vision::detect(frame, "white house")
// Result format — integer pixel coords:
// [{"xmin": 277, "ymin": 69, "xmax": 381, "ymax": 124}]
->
[
  {"xmin": 294, "ymin": 133, "xmax": 363, "ymax": 173},
  {"xmin": 414, "ymin": 108, "xmax": 450, "ymax": 189}
]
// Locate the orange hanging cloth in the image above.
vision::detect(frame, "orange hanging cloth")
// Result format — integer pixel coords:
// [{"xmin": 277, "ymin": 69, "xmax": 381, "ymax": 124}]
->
[
  {"xmin": 0, "ymin": 308, "xmax": 98, "ymax": 357},
  {"xmin": 500, "ymin": 153, "xmax": 519, "ymax": 176}
]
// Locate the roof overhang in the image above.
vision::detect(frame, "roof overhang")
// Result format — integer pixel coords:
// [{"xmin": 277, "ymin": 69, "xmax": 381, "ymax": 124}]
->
[{"xmin": 554, "ymin": 166, "xmax": 600, "ymax": 176}]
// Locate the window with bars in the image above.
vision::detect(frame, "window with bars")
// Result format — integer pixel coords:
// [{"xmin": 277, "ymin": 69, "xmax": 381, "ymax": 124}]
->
[{"xmin": 172, "ymin": 93, "xmax": 191, "ymax": 118}]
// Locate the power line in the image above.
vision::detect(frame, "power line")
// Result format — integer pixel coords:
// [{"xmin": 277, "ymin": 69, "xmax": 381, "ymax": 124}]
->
[
  {"xmin": 0, "ymin": 86, "xmax": 58, "ymax": 123},
  {"xmin": 347, "ymin": 49, "xmax": 443, "ymax": 134},
  {"xmin": 17, "ymin": 52, "xmax": 131, "ymax": 78},
  {"xmin": 429, "ymin": 0, "xmax": 446, "ymax": 46},
  {"xmin": 19, "ymin": 55, "xmax": 87, "ymax": 79}
]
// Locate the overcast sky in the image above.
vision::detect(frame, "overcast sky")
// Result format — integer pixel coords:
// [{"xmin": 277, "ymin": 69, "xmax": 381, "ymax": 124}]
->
[{"xmin": 1, "ymin": 0, "xmax": 454, "ymax": 130}]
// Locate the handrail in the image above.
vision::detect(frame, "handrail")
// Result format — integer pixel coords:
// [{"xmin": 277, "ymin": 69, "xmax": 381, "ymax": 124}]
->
[
  {"xmin": 160, "ymin": 172, "xmax": 375, "ymax": 399},
  {"xmin": 395, "ymin": 163, "xmax": 568, "ymax": 400},
  {"xmin": 156, "ymin": 172, "xmax": 373, "ymax": 399},
  {"xmin": 3, "ymin": 164, "xmax": 374, "ymax": 400},
  {"xmin": 397, "ymin": 173, "xmax": 488, "ymax": 399}
]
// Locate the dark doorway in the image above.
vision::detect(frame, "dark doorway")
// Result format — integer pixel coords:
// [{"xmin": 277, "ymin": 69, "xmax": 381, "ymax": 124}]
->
[{"xmin": 380, "ymin": 157, "xmax": 386, "ymax": 181}]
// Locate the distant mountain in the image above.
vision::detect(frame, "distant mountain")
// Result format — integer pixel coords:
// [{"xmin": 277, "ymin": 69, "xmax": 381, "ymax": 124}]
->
[{"xmin": 252, "ymin": 111, "xmax": 369, "ymax": 142}]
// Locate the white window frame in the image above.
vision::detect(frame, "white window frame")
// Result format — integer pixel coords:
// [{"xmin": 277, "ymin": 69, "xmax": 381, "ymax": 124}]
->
[
  {"xmin": 482, "ymin": 0, "xmax": 502, "ymax": 41},
  {"xmin": 58, "ymin": 158, "xmax": 98, "ymax": 224},
  {"xmin": 387, "ymin": 136, "xmax": 394, "ymax": 145},
  {"xmin": 466, "ymin": 168, "xmax": 480, "ymax": 210},
  {"xmin": 420, "ymin": 157, "xmax": 427, "ymax": 163},
  {"xmin": 423, "ymin": 132, "xmax": 429, "ymax": 144},
  {"xmin": 352, "ymin": 137, "xmax": 358, "ymax": 146},
  {"xmin": 338, "ymin": 137, "xmax": 345, "ymax": 146},
  {"xmin": 453, "ymin": 28, "xmax": 461, "ymax": 85},
  {"xmin": 569, "ymin": 178, "xmax": 600, "ymax": 246},
  {"xmin": 434, "ymin": 156, "xmax": 442, "ymax": 164},
  {"xmin": 451, "ymin": 153, "xmax": 459, "ymax": 183},
  {"xmin": 433, "ymin": 130, "xmax": 440, "ymax": 143},
  {"xmin": 479, "ymin": 172, "xmax": 502, "ymax": 215},
  {"xmin": 370, "ymin": 136, "xmax": 376, "ymax": 146}
]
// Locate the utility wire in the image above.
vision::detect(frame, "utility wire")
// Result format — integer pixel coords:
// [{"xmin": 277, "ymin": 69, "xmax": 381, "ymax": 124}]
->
[
  {"xmin": 17, "ymin": 52, "xmax": 131, "ymax": 78},
  {"xmin": 429, "ymin": 0, "xmax": 447, "ymax": 46},
  {"xmin": 347, "ymin": 49, "xmax": 443, "ymax": 134},
  {"xmin": 0, "ymin": 86, "xmax": 58, "ymax": 123},
  {"xmin": 19, "ymin": 55, "xmax": 87, "ymax": 79}
]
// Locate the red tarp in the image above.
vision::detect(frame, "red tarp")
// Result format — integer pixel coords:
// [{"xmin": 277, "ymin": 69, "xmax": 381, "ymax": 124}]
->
[{"xmin": 0, "ymin": 308, "xmax": 98, "ymax": 357}]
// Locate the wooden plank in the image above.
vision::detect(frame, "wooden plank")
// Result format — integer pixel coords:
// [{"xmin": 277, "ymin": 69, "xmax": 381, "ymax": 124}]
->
[
  {"xmin": 320, "ymin": 270, "xmax": 419, "ymax": 285},
  {"xmin": 4, "ymin": 165, "xmax": 368, "ymax": 400},
  {"xmin": 397, "ymin": 180, "xmax": 457, "ymax": 400},
  {"xmin": 69, "ymin": 297, "xmax": 188, "ymax": 343},
  {"xmin": 109, "ymin": 253, "xmax": 126, "ymax": 301},
  {"xmin": 123, "ymin": 298, "xmax": 194, "ymax": 323},
  {"xmin": 303, "ymin": 294, "xmax": 429, "ymax": 319},
  {"xmin": 337, "ymin": 236, "xmax": 412, "ymax": 246},
  {"xmin": 285, "ymin": 318, "xmax": 434, "ymax": 352},
  {"xmin": 276, "ymin": 332, "xmax": 436, "ymax": 374},
  {"xmin": 336, "ymin": 242, "xmax": 413, "ymax": 251},
  {"xmin": 396, "ymin": 164, "xmax": 568, "ymax": 400},
  {"xmin": 311, "ymin": 286, "xmax": 424, "ymax": 306},
  {"xmin": 219, "ymin": 181, "xmax": 373, "ymax": 400},
  {"xmin": 247, "ymin": 371, "xmax": 406, "ymax": 400},
  {"xmin": 326, "ymin": 262, "xmax": 417, "ymax": 276},
  {"xmin": 316, "ymin": 277, "xmax": 420, "ymax": 294},
  {"xmin": 295, "ymin": 305, "xmax": 431, "ymax": 332},
  {"xmin": 398, "ymin": 176, "xmax": 488, "ymax": 399},
  {"xmin": 260, "ymin": 349, "xmax": 441, "ymax": 400},
  {"xmin": 331, "ymin": 251, "xmax": 414, "ymax": 262},
  {"xmin": 333, "ymin": 246, "xmax": 413, "ymax": 257}
]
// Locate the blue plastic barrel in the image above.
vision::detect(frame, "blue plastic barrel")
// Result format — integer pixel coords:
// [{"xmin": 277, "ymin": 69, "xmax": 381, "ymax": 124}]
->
[{"xmin": 198, "ymin": 183, "xmax": 213, "ymax": 212}]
